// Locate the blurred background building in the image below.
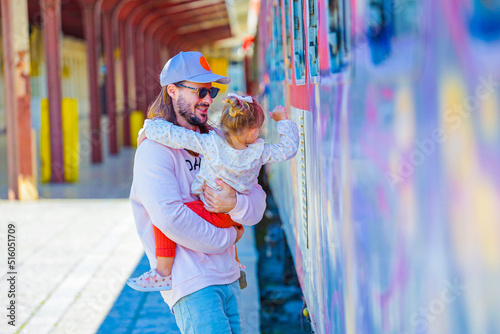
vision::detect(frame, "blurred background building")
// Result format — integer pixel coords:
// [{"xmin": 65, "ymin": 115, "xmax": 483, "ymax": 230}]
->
[{"xmin": 0, "ymin": 0, "xmax": 258, "ymax": 199}]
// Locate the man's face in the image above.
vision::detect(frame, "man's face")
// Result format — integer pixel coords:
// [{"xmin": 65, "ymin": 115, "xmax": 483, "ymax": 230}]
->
[{"xmin": 174, "ymin": 81, "xmax": 214, "ymax": 127}]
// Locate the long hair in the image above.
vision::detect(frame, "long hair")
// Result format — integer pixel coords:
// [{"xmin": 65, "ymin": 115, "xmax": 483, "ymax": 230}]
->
[{"xmin": 146, "ymin": 83, "xmax": 210, "ymax": 134}]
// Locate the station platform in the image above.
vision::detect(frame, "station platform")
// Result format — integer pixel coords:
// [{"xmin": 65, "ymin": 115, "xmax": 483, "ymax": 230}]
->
[{"xmin": 0, "ymin": 130, "xmax": 261, "ymax": 334}]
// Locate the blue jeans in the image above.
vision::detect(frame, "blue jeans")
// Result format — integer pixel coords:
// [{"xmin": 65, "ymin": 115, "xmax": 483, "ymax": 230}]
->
[{"xmin": 172, "ymin": 280, "xmax": 245, "ymax": 334}]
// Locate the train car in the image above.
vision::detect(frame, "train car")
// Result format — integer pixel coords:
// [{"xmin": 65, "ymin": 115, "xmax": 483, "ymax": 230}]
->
[{"xmin": 253, "ymin": 0, "xmax": 500, "ymax": 333}]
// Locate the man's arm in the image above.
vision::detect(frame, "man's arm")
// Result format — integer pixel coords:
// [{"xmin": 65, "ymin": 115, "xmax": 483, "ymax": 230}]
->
[
  {"xmin": 229, "ymin": 184, "xmax": 266, "ymax": 226},
  {"xmin": 133, "ymin": 141, "xmax": 237, "ymax": 254},
  {"xmin": 203, "ymin": 179, "xmax": 266, "ymax": 226}
]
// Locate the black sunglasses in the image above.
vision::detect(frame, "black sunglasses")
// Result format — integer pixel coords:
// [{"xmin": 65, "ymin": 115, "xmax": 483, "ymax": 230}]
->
[{"xmin": 175, "ymin": 83, "xmax": 220, "ymax": 99}]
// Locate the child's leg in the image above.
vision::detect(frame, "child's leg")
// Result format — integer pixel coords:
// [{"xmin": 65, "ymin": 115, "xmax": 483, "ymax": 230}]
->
[
  {"xmin": 156, "ymin": 257, "xmax": 174, "ymax": 277},
  {"xmin": 185, "ymin": 200, "xmax": 240, "ymax": 228},
  {"xmin": 127, "ymin": 225, "xmax": 176, "ymax": 292},
  {"xmin": 153, "ymin": 225, "xmax": 176, "ymax": 277},
  {"xmin": 234, "ymin": 245, "xmax": 240, "ymax": 264}
]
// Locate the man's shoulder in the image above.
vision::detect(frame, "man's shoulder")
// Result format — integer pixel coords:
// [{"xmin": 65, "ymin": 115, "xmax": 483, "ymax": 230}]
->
[
  {"xmin": 137, "ymin": 139, "xmax": 177, "ymax": 154},
  {"xmin": 134, "ymin": 140, "xmax": 181, "ymax": 164}
]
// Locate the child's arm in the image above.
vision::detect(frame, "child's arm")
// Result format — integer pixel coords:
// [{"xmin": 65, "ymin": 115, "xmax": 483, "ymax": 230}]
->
[
  {"xmin": 261, "ymin": 105, "xmax": 300, "ymax": 163},
  {"xmin": 142, "ymin": 118, "xmax": 212, "ymax": 154}
]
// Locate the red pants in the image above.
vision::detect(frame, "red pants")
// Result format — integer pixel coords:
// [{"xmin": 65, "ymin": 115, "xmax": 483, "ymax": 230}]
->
[{"xmin": 153, "ymin": 200, "xmax": 241, "ymax": 258}]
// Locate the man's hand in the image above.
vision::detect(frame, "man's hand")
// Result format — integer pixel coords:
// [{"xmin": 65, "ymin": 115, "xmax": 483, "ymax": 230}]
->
[
  {"xmin": 203, "ymin": 178, "xmax": 237, "ymax": 213},
  {"xmin": 233, "ymin": 225, "xmax": 245, "ymax": 244},
  {"xmin": 137, "ymin": 129, "xmax": 147, "ymax": 146}
]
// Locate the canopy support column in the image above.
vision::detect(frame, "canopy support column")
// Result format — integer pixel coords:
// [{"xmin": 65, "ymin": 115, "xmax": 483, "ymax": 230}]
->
[
  {"xmin": 103, "ymin": 12, "xmax": 118, "ymax": 154},
  {"xmin": 81, "ymin": 1, "xmax": 103, "ymax": 163},
  {"xmin": 1, "ymin": 0, "xmax": 38, "ymax": 199},
  {"xmin": 41, "ymin": 0, "xmax": 65, "ymax": 182},
  {"xmin": 119, "ymin": 21, "xmax": 130, "ymax": 146},
  {"xmin": 132, "ymin": 27, "xmax": 144, "ymax": 114}
]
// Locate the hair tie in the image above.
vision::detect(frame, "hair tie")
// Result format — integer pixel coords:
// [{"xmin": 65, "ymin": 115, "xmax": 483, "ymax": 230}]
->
[{"xmin": 227, "ymin": 93, "xmax": 253, "ymax": 103}]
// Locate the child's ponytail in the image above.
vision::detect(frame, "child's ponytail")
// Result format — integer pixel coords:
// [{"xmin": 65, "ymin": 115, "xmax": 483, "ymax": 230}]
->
[{"xmin": 223, "ymin": 96, "xmax": 250, "ymax": 117}]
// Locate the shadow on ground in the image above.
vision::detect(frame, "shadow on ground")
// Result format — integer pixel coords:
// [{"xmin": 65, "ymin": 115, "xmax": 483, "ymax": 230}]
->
[{"xmin": 97, "ymin": 255, "xmax": 179, "ymax": 334}]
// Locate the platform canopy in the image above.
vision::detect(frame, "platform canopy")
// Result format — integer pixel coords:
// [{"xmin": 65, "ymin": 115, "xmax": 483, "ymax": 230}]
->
[{"xmin": 27, "ymin": 0, "xmax": 234, "ymax": 51}]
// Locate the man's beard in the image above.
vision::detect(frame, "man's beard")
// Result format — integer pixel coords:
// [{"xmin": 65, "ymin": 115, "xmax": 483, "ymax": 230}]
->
[{"xmin": 177, "ymin": 95, "xmax": 208, "ymax": 126}]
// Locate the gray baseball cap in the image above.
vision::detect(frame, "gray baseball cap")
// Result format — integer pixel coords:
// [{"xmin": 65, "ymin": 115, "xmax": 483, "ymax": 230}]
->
[{"xmin": 160, "ymin": 51, "xmax": 231, "ymax": 87}]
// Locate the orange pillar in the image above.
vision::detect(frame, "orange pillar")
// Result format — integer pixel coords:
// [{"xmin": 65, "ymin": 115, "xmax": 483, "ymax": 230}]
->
[
  {"xmin": 41, "ymin": 0, "xmax": 65, "ymax": 182},
  {"xmin": 144, "ymin": 34, "xmax": 156, "ymax": 106},
  {"xmin": 138, "ymin": 30, "xmax": 148, "ymax": 113},
  {"xmin": 119, "ymin": 21, "xmax": 130, "ymax": 146},
  {"xmin": 1, "ymin": 0, "xmax": 38, "ymax": 199},
  {"xmin": 132, "ymin": 28, "xmax": 146, "ymax": 114},
  {"xmin": 152, "ymin": 38, "xmax": 161, "ymax": 98},
  {"xmin": 102, "ymin": 11, "xmax": 118, "ymax": 155},
  {"xmin": 81, "ymin": 1, "xmax": 103, "ymax": 163}
]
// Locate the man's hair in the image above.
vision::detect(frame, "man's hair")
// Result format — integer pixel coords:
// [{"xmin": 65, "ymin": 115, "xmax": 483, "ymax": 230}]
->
[{"xmin": 146, "ymin": 82, "xmax": 210, "ymax": 134}]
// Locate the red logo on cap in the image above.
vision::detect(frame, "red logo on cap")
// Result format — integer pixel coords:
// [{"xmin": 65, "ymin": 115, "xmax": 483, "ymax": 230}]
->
[{"xmin": 199, "ymin": 57, "xmax": 211, "ymax": 71}]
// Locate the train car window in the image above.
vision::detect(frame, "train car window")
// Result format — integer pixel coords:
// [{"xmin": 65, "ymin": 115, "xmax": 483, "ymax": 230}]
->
[
  {"xmin": 293, "ymin": 0, "xmax": 306, "ymax": 82},
  {"xmin": 367, "ymin": 0, "xmax": 393, "ymax": 65},
  {"xmin": 328, "ymin": 0, "xmax": 350, "ymax": 73},
  {"xmin": 469, "ymin": 0, "xmax": 500, "ymax": 41},
  {"xmin": 284, "ymin": 0, "xmax": 293, "ymax": 81},
  {"xmin": 272, "ymin": 1, "xmax": 285, "ymax": 81},
  {"xmin": 308, "ymin": 0, "xmax": 319, "ymax": 78},
  {"xmin": 366, "ymin": 0, "xmax": 420, "ymax": 65}
]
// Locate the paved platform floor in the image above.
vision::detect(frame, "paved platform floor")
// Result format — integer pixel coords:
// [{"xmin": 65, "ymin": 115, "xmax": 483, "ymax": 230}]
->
[{"xmin": 0, "ymin": 129, "xmax": 260, "ymax": 334}]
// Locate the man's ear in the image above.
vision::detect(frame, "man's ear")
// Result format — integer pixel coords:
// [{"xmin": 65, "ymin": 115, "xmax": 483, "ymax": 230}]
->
[{"xmin": 167, "ymin": 84, "xmax": 178, "ymax": 100}]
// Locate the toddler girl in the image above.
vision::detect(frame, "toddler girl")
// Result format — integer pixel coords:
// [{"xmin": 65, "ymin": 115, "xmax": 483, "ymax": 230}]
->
[{"xmin": 127, "ymin": 93, "xmax": 299, "ymax": 292}]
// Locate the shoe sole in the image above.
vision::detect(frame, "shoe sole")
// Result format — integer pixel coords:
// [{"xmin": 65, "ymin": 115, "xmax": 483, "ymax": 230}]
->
[{"xmin": 126, "ymin": 280, "xmax": 172, "ymax": 292}]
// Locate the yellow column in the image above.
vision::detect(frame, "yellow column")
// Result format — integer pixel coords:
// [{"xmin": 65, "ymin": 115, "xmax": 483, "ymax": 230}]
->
[
  {"xmin": 208, "ymin": 57, "xmax": 229, "ymax": 93},
  {"xmin": 62, "ymin": 98, "xmax": 79, "ymax": 182},
  {"xmin": 41, "ymin": 98, "xmax": 79, "ymax": 182},
  {"xmin": 130, "ymin": 111, "xmax": 145, "ymax": 148}
]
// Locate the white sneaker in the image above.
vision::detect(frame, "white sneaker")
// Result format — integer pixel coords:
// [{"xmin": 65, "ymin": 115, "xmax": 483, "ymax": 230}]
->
[{"xmin": 127, "ymin": 268, "xmax": 172, "ymax": 292}]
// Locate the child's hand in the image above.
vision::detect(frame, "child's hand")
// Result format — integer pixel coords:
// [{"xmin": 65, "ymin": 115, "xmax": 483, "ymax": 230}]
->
[
  {"xmin": 270, "ymin": 105, "xmax": 288, "ymax": 121},
  {"xmin": 137, "ymin": 129, "xmax": 147, "ymax": 146}
]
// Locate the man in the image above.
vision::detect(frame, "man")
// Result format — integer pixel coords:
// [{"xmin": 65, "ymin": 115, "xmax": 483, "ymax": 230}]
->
[{"xmin": 129, "ymin": 51, "xmax": 266, "ymax": 333}]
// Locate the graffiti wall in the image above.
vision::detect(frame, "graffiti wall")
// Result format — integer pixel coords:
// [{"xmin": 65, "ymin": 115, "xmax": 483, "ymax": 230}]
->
[{"xmin": 257, "ymin": 0, "xmax": 500, "ymax": 333}]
